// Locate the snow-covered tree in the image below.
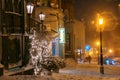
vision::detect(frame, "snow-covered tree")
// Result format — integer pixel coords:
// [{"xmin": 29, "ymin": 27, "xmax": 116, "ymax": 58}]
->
[{"xmin": 29, "ymin": 30, "xmax": 65, "ymax": 75}]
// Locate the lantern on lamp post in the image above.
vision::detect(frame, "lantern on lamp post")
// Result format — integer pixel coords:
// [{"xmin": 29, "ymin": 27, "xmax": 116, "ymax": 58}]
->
[
  {"xmin": 98, "ymin": 15, "xmax": 104, "ymax": 74},
  {"xmin": 39, "ymin": 12, "xmax": 45, "ymax": 32},
  {"xmin": 26, "ymin": 2, "xmax": 34, "ymax": 33}
]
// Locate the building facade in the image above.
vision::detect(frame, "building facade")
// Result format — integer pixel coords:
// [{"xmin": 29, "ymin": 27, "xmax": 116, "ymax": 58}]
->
[
  {"xmin": 0, "ymin": 0, "xmax": 25, "ymax": 69},
  {"xmin": 61, "ymin": 0, "xmax": 75, "ymax": 58},
  {"xmin": 61, "ymin": 0, "xmax": 86, "ymax": 60},
  {"xmin": 0, "ymin": 0, "xmax": 65, "ymax": 70}
]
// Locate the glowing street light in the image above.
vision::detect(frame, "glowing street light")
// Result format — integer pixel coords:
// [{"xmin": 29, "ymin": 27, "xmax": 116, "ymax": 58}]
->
[
  {"xmin": 39, "ymin": 12, "xmax": 45, "ymax": 21},
  {"xmin": 98, "ymin": 15, "xmax": 104, "ymax": 74},
  {"xmin": 96, "ymin": 41, "xmax": 100, "ymax": 46},
  {"xmin": 99, "ymin": 18, "xmax": 103, "ymax": 25},
  {"xmin": 26, "ymin": 2, "xmax": 34, "ymax": 14},
  {"xmin": 26, "ymin": 2, "xmax": 34, "ymax": 33},
  {"xmin": 39, "ymin": 12, "xmax": 45, "ymax": 32},
  {"xmin": 109, "ymin": 49, "xmax": 113, "ymax": 53}
]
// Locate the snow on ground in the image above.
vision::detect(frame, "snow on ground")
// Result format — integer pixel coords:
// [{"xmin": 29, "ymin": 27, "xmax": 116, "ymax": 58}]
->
[
  {"xmin": 52, "ymin": 73, "xmax": 120, "ymax": 80},
  {"xmin": 0, "ymin": 58, "xmax": 120, "ymax": 80},
  {"xmin": 52, "ymin": 58, "xmax": 120, "ymax": 80},
  {"xmin": 0, "ymin": 75, "xmax": 54, "ymax": 80}
]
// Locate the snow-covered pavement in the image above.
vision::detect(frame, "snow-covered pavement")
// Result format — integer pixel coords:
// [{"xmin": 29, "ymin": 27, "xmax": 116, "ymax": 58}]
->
[
  {"xmin": 52, "ymin": 58, "xmax": 120, "ymax": 80},
  {"xmin": 0, "ymin": 58, "xmax": 120, "ymax": 80}
]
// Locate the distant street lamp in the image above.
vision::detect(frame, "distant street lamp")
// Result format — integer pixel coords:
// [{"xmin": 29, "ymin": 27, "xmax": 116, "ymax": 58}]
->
[
  {"xmin": 98, "ymin": 15, "xmax": 104, "ymax": 74},
  {"xmin": 109, "ymin": 49, "xmax": 113, "ymax": 53},
  {"xmin": 39, "ymin": 12, "xmax": 45, "ymax": 32},
  {"xmin": 26, "ymin": 2, "xmax": 34, "ymax": 33},
  {"xmin": 96, "ymin": 41, "xmax": 99, "ymax": 46}
]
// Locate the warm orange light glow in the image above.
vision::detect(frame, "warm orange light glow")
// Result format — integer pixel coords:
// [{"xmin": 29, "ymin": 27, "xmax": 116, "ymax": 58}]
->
[
  {"xmin": 96, "ymin": 41, "xmax": 100, "ymax": 46},
  {"xmin": 89, "ymin": 52, "xmax": 93, "ymax": 55},
  {"xmin": 118, "ymin": 4, "xmax": 120, "ymax": 7},
  {"xmin": 109, "ymin": 49, "xmax": 113, "ymax": 53},
  {"xmin": 91, "ymin": 20, "xmax": 95, "ymax": 24},
  {"xmin": 96, "ymin": 51, "xmax": 99, "ymax": 54},
  {"xmin": 99, "ymin": 18, "xmax": 103, "ymax": 25}
]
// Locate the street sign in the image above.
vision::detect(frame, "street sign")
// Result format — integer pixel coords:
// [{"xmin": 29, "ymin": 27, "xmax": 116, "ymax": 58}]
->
[{"xmin": 85, "ymin": 45, "xmax": 91, "ymax": 51}]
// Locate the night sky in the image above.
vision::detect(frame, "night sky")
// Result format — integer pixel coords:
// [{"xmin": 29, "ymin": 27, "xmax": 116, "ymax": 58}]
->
[
  {"xmin": 74, "ymin": 0, "xmax": 119, "ymax": 20},
  {"xmin": 74, "ymin": 0, "xmax": 120, "ymax": 48}
]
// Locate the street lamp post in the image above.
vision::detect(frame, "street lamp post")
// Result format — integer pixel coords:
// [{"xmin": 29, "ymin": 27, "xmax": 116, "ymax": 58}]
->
[
  {"xmin": 96, "ymin": 41, "xmax": 100, "ymax": 64},
  {"xmin": 39, "ymin": 12, "xmax": 45, "ymax": 32},
  {"xmin": 26, "ymin": 2, "xmax": 34, "ymax": 33},
  {"xmin": 99, "ymin": 17, "xmax": 104, "ymax": 74}
]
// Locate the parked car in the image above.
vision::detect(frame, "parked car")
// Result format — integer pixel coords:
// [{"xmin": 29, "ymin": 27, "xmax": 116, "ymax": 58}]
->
[{"xmin": 103, "ymin": 58, "xmax": 115, "ymax": 65}]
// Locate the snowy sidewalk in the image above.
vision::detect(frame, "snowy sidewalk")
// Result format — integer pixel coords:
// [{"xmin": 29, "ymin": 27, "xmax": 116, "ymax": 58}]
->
[
  {"xmin": 52, "ymin": 58, "xmax": 120, "ymax": 80},
  {"xmin": 0, "ymin": 75, "xmax": 55, "ymax": 80},
  {"xmin": 0, "ymin": 58, "xmax": 120, "ymax": 80}
]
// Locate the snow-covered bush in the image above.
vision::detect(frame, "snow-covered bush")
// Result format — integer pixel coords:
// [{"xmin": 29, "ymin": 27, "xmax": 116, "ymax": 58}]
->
[{"xmin": 40, "ymin": 56, "xmax": 65, "ymax": 71}]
